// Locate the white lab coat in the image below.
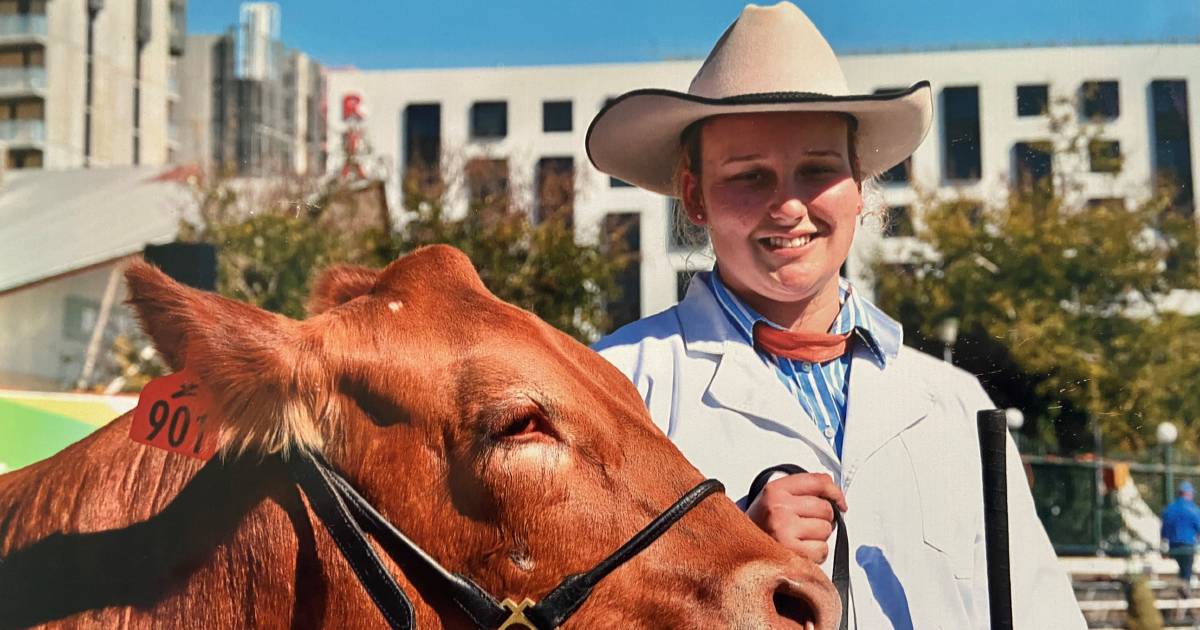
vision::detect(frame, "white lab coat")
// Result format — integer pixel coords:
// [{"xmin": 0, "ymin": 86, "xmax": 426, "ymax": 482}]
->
[{"xmin": 595, "ymin": 274, "xmax": 1084, "ymax": 630}]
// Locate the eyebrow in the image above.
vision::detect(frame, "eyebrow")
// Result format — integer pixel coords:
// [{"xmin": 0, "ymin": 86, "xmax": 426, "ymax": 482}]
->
[
  {"xmin": 720, "ymin": 149, "xmax": 843, "ymax": 165},
  {"xmin": 722, "ymin": 153, "xmax": 763, "ymax": 165}
]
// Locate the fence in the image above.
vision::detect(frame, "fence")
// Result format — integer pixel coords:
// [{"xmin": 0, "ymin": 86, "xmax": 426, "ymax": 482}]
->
[{"xmin": 1026, "ymin": 454, "xmax": 1200, "ymax": 556}]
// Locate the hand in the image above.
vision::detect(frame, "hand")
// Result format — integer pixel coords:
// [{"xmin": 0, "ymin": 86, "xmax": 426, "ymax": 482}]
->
[{"xmin": 746, "ymin": 472, "xmax": 847, "ymax": 564}]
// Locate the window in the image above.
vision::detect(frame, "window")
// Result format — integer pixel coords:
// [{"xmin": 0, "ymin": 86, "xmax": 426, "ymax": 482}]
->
[
  {"xmin": 535, "ymin": 157, "xmax": 574, "ymax": 224},
  {"xmin": 470, "ymin": 101, "xmax": 507, "ymax": 139},
  {"xmin": 1088, "ymin": 140, "xmax": 1121, "ymax": 173},
  {"xmin": 669, "ymin": 198, "xmax": 708, "ymax": 251},
  {"xmin": 543, "ymin": 100, "xmax": 572, "ymax": 133},
  {"xmin": 403, "ymin": 103, "xmax": 441, "ymax": 180},
  {"xmin": 1086, "ymin": 198, "xmax": 1125, "ymax": 210},
  {"xmin": 465, "ymin": 158, "xmax": 509, "ymax": 208},
  {"xmin": 609, "ymin": 176, "xmax": 633, "ymax": 188},
  {"xmin": 1151, "ymin": 80, "xmax": 1194, "ymax": 215},
  {"xmin": 1016, "ymin": 84, "xmax": 1048, "ymax": 117},
  {"xmin": 1081, "ymin": 81, "xmax": 1119, "ymax": 120},
  {"xmin": 1013, "ymin": 141, "xmax": 1053, "ymax": 192},
  {"xmin": 63, "ymin": 295, "xmax": 100, "ymax": 341},
  {"xmin": 604, "ymin": 213, "xmax": 641, "ymax": 330},
  {"xmin": 7, "ymin": 148, "xmax": 40, "ymax": 168},
  {"xmin": 942, "ymin": 86, "xmax": 981, "ymax": 181},
  {"xmin": 884, "ymin": 205, "xmax": 914, "ymax": 237},
  {"xmin": 875, "ymin": 88, "xmax": 912, "ymax": 183}
]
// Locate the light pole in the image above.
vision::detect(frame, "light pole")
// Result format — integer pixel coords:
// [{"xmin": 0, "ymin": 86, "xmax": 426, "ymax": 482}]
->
[
  {"xmin": 938, "ymin": 317, "xmax": 959, "ymax": 364},
  {"xmin": 1158, "ymin": 421, "xmax": 1179, "ymax": 508},
  {"xmin": 1006, "ymin": 407, "xmax": 1025, "ymax": 453}
]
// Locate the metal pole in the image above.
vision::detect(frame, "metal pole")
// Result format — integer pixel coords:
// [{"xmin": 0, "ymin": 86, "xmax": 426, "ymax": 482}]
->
[
  {"xmin": 1093, "ymin": 415, "xmax": 1104, "ymax": 555},
  {"xmin": 1165, "ymin": 443, "xmax": 1175, "ymax": 509},
  {"xmin": 978, "ymin": 409, "xmax": 1013, "ymax": 630}
]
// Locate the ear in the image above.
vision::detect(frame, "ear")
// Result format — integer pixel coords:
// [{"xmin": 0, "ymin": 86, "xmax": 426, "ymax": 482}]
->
[
  {"xmin": 124, "ymin": 260, "xmax": 325, "ymax": 456},
  {"xmin": 307, "ymin": 264, "xmax": 380, "ymax": 316},
  {"xmin": 680, "ymin": 170, "xmax": 706, "ymax": 226}
]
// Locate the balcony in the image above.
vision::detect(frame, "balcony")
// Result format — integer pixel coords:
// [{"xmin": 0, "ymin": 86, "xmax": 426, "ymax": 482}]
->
[
  {"xmin": 0, "ymin": 118, "xmax": 45, "ymax": 146},
  {"xmin": 0, "ymin": 66, "xmax": 45, "ymax": 97},
  {"xmin": 0, "ymin": 14, "xmax": 47, "ymax": 43}
]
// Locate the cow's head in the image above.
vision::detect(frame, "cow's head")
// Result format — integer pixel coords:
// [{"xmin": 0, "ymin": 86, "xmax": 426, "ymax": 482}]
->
[{"xmin": 126, "ymin": 245, "xmax": 838, "ymax": 628}]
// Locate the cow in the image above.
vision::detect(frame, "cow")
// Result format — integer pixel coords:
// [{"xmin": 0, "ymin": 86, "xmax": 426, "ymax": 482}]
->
[{"xmin": 0, "ymin": 245, "xmax": 838, "ymax": 629}]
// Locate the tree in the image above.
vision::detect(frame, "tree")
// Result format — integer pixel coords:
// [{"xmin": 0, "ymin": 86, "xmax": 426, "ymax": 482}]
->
[
  {"xmin": 179, "ymin": 163, "xmax": 632, "ymax": 342},
  {"xmin": 872, "ymin": 99, "xmax": 1200, "ymax": 455}
]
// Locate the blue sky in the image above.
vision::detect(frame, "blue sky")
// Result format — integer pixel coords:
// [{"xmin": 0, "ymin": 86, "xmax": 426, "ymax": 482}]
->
[{"xmin": 188, "ymin": 1, "xmax": 1200, "ymax": 69}]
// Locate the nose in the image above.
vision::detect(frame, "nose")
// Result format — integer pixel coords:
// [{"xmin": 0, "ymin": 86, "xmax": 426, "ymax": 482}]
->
[
  {"xmin": 729, "ymin": 556, "xmax": 840, "ymax": 630},
  {"xmin": 771, "ymin": 196, "xmax": 809, "ymax": 223}
]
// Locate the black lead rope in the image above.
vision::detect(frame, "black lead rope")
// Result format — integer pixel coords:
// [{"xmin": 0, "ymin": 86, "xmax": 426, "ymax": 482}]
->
[
  {"xmin": 747, "ymin": 464, "xmax": 850, "ymax": 630},
  {"xmin": 288, "ymin": 448, "xmax": 725, "ymax": 629}
]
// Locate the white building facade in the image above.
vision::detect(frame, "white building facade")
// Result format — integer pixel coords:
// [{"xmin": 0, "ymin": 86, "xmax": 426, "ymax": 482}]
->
[{"xmin": 327, "ymin": 42, "xmax": 1199, "ymax": 327}]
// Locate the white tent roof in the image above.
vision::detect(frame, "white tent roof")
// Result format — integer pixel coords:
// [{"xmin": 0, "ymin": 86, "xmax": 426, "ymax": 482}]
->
[{"xmin": 0, "ymin": 166, "xmax": 197, "ymax": 293}]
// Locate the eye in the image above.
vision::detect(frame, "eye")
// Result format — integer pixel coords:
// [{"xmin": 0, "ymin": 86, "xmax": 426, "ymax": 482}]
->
[{"xmin": 489, "ymin": 403, "xmax": 554, "ymax": 443}]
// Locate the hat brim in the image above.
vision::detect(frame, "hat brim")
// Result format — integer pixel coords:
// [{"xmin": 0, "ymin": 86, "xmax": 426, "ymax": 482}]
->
[{"xmin": 586, "ymin": 81, "xmax": 932, "ymax": 196}]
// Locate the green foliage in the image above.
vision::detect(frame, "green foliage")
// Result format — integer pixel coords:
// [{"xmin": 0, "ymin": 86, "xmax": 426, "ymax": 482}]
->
[
  {"xmin": 872, "ymin": 99, "xmax": 1200, "ymax": 455},
  {"xmin": 395, "ymin": 171, "xmax": 631, "ymax": 341},
  {"xmin": 178, "ymin": 168, "xmax": 631, "ymax": 343}
]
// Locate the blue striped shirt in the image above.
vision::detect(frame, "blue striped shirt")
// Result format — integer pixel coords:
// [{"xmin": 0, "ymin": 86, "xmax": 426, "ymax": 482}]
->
[{"xmin": 703, "ymin": 270, "xmax": 892, "ymax": 457}]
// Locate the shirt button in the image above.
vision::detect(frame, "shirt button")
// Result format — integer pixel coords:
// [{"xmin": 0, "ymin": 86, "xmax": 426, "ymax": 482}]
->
[
  {"xmin": 824, "ymin": 427, "xmax": 836, "ymax": 438},
  {"xmin": 798, "ymin": 362, "xmax": 812, "ymax": 372}
]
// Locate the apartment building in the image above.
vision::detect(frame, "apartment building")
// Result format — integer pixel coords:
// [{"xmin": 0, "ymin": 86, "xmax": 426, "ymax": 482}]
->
[
  {"xmin": 326, "ymin": 42, "xmax": 1199, "ymax": 327},
  {"xmin": 0, "ymin": 0, "xmax": 184, "ymax": 169},
  {"xmin": 176, "ymin": 2, "xmax": 327, "ymax": 177}
]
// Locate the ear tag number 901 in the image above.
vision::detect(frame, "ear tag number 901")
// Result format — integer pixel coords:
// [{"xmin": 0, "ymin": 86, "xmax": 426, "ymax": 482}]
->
[{"xmin": 130, "ymin": 369, "xmax": 220, "ymax": 461}]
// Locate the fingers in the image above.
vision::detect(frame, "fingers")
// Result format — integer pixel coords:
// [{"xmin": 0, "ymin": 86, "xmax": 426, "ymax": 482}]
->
[
  {"xmin": 747, "ymin": 472, "xmax": 846, "ymax": 564},
  {"xmin": 764, "ymin": 472, "xmax": 848, "ymax": 512}
]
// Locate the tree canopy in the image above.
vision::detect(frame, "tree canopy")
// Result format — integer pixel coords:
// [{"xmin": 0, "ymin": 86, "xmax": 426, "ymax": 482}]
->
[{"xmin": 872, "ymin": 102, "xmax": 1200, "ymax": 456}]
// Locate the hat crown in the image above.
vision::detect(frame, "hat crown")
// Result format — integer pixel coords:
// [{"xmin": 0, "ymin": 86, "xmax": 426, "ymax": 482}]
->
[{"xmin": 688, "ymin": 2, "xmax": 849, "ymax": 99}]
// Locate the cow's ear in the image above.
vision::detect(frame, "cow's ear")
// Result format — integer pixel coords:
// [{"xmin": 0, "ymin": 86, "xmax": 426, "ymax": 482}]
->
[
  {"xmin": 124, "ymin": 260, "xmax": 324, "ymax": 455},
  {"xmin": 307, "ymin": 264, "xmax": 379, "ymax": 316}
]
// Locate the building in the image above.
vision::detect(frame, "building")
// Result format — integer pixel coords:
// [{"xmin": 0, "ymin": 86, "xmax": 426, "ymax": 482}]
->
[
  {"xmin": 0, "ymin": 165, "xmax": 196, "ymax": 390},
  {"xmin": 326, "ymin": 41, "xmax": 1199, "ymax": 329},
  {"xmin": 176, "ymin": 3, "xmax": 327, "ymax": 177},
  {"xmin": 0, "ymin": 0, "xmax": 185, "ymax": 170}
]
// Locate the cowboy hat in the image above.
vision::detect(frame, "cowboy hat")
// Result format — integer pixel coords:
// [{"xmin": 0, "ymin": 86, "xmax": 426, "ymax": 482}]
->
[{"xmin": 586, "ymin": 2, "xmax": 932, "ymax": 197}]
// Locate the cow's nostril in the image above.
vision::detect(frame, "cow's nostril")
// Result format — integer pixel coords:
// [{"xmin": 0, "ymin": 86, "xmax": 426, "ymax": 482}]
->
[{"xmin": 773, "ymin": 582, "xmax": 816, "ymax": 629}]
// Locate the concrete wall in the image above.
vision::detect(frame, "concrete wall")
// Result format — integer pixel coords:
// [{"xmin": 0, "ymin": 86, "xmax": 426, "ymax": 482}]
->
[
  {"xmin": 327, "ymin": 42, "xmax": 1200, "ymax": 315},
  {"xmin": 176, "ymin": 33, "xmax": 216, "ymax": 170}
]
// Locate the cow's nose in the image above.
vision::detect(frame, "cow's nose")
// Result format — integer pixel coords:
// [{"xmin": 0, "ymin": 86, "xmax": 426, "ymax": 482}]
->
[
  {"xmin": 763, "ymin": 556, "xmax": 840, "ymax": 630},
  {"xmin": 771, "ymin": 578, "xmax": 819, "ymax": 629}
]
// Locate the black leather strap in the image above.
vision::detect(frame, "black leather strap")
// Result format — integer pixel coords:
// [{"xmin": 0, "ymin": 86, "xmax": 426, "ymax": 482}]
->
[
  {"xmin": 289, "ymin": 449, "xmax": 416, "ymax": 630},
  {"xmin": 291, "ymin": 447, "xmax": 725, "ymax": 630},
  {"xmin": 748, "ymin": 464, "xmax": 849, "ymax": 630},
  {"xmin": 523, "ymin": 479, "xmax": 725, "ymax": 629}
]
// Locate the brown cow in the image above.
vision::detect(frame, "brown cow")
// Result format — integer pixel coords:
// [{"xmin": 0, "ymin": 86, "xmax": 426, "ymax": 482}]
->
[{"xmin": 0, "ymin": 245, "xmax": 838, "ymax": 629}]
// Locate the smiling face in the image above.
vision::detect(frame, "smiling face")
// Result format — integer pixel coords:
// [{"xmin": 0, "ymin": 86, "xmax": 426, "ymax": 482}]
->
[{"xmin": 681, "ymin": 112, "xmax": 862, "ymax": 328}]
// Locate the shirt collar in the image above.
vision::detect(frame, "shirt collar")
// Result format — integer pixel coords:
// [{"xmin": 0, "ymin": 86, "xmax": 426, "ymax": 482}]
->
[{"xmin": 703, "ymin": 268, "xmax": 900, "ymax": 367}]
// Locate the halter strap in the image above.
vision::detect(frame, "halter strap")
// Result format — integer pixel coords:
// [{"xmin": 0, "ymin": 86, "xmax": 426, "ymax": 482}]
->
[
  {"xmin": 289, "ymin": 448, "xmax": 724, "ymax": 629},
  {"xmin": 748, "ymin": 464, "xmax": 850, "ymax": 630}
]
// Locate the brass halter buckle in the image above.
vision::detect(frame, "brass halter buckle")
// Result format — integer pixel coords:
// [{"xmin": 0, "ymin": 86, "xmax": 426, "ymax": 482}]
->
[{"xmin": 497, "ymin": 597, "xmax": 538, "ymax": 629}]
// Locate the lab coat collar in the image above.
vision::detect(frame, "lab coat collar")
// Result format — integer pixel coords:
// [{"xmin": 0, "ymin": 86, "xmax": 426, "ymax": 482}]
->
[{"xmin": 678, "ymin": 272, "xmax": 842, "ymax": 464}]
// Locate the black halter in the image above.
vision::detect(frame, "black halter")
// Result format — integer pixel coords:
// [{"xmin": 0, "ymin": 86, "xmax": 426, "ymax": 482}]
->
[{"xmin": 287, "ymin": 449, "xmax": 724, "ymax": 629}]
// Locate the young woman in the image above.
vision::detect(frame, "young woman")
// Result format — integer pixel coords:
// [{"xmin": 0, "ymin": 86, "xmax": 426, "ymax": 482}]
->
[{"xmin": 588, "ymin": 3, "xmax": 1084, "ymax": 628}]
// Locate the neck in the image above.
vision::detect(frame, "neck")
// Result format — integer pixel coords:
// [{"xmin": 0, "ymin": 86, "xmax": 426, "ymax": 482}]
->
[{"xmin": 727, "ymin": 275, "xmax": 843, "ymax": 333}]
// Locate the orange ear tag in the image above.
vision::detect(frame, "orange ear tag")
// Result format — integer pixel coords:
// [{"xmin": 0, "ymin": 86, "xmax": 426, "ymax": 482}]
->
[{"xmin": 130, "ymin": 368, "xmax": 221, "ymax": 461}]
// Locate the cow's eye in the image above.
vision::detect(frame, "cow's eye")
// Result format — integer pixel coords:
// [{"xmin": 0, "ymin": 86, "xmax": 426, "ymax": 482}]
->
[{"xmin": 491, "ymin": 404, "xmax": 553, "ymax": 443}]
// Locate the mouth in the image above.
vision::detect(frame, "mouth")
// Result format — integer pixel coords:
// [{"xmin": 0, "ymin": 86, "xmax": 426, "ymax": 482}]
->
[{"xmin": 757, "ymin": 234, "xmax": 817, "ymax": 254}]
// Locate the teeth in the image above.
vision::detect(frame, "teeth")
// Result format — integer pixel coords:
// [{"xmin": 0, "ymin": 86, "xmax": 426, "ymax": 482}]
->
[{"xmin": 766, "ymin": 235, "xmax": 811, "ymax": 249}]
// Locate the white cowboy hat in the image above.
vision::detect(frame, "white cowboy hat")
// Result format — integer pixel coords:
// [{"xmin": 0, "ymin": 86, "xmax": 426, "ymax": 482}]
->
[{"xmin": 586, "ymin": 2, "xmax": 932, "ymax": 197}]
